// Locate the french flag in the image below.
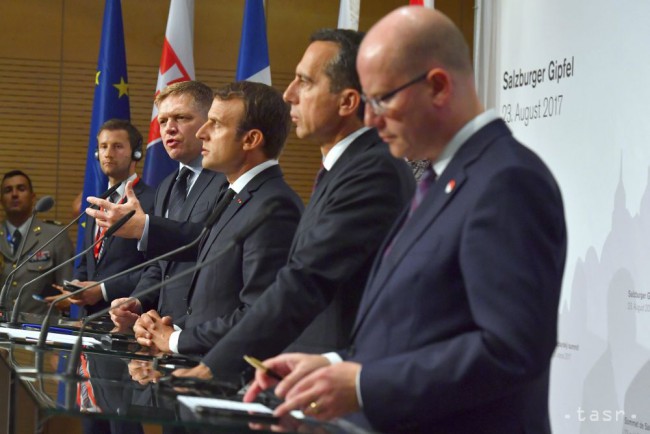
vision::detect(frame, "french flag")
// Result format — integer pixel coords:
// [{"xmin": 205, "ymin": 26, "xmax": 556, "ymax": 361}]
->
[
  {"xmin": 236, "ymin": 0, "xmax": 271, "ymax": 85},
  {"xmin": 142, "ymin": 0, "xmax": 195, "ymax": 187}
]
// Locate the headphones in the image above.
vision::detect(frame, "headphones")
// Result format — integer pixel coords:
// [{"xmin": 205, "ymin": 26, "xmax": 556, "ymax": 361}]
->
[{"xmin": 95, "ymin": 136, "xmax": 143, "ymax": 161}]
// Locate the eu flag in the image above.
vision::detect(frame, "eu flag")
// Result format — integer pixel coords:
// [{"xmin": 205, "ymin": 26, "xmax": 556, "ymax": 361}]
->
[{"xmin": 77, "ymin": 0, "xmax": 130, "ymax": 260}]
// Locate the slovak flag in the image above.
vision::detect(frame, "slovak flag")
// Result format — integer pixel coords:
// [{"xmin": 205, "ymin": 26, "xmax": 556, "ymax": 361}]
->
[
  {"xmin": 409, "ymin": 0, "xmax": 435, "ymax": 7},
  {"xmin": 142, "ymin": 0, "xmax": 195, "ymax": 187},
  {"xmin": 338, "ymin": 0, "xmax": 360, "ymax": 31},
  {"xmin": 236, "ymin": 0, "xmax": 271, "ymax": 85}
]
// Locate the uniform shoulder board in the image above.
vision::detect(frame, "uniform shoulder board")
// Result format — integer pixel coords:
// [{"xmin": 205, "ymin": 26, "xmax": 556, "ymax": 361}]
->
[{"xmin": 44, "ymin": 219, "xmax": 64, "ymax": 226}]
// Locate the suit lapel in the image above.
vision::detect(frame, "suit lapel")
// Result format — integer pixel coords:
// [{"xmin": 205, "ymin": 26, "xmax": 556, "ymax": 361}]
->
[
  {"xmin": 187, "ymin": 166, "xmax": 282, "ymax": 303},
  {"xmin": 20, "ymin": 224, "xmax": 40, "ymax": 260},
  {"xmin": 0, "ymin": 226, "xmax": 15, "ymax": 260},
  {"xmin": 308, "ymin": 129, "xmax": 382, "ymax": 207},
  {"xmin": 178, "ymin": 170, "xmax": 215, "ymax": 220},
  {"xmin": 156, "ymin": 172, "xmax": 176, "ymax": 216},
  {"xmin": 351, "ymin": 121, "xmax": 506, "ymax": 337}
]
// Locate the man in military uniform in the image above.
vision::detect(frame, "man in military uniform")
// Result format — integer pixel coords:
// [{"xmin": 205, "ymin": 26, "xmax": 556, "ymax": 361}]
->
[{"xmin": 0, "ymin": 170, "xmax": 74, "ymax": 316}]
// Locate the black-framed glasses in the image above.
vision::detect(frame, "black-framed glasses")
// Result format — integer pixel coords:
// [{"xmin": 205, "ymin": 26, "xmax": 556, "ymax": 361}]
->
[{"xmin": 361, "ymin": 72, "xmax": 429, "ymax": 116}]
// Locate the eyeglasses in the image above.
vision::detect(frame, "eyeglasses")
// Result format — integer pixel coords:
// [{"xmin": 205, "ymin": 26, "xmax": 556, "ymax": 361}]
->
[{"xmin": 361, "ymin": 72, "xmax": 429, "ymax": 116}]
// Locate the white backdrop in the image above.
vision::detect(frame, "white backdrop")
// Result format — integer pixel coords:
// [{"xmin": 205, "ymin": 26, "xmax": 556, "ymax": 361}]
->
[{"xmin": 475, "ymin": 1, "xmax": 650, "ymax": 432}]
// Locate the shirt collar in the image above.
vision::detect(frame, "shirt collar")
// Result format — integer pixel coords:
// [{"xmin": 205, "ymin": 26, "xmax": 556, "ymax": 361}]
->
[
  {"xmin": 433, "ymin": 109, "xmax": 499, "ymax": 177},
  {"xmin": 108, "ymin": 173, "xmax": 138, "ymax": 202},
  {"xmin": 229, "ymin": 160, "xmax": 279, "ymax": 194},
  {"xmin": 178, "ymin": 155, "xmax": 204, "ymax": 189},
  {"xmin": 6, "ymin": 217, "xmax": 32, "ymax": 238},
  {"xmin": 322, "ymin": 127, "xmax": 371, "ymax": 171}
]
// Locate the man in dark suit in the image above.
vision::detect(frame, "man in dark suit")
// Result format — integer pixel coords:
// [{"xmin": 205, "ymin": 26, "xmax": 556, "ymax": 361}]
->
[
  {"xmin": 129, "ymin": 81, "xmax": 303, "ymax": 356},
  {"xmin": 244, "ymin": 8, "xmax": 567, "ymax": 434},
  {"xmin": 172, "ymin": 29, "xmax": 414, "ymax": 381},
  {"xmin": 87, "ymin": 81, "xmax": 226, "ymax": 328},
  {"xmin": 66, "ymin": 119, "xmax": 155, "ymax": 314}
]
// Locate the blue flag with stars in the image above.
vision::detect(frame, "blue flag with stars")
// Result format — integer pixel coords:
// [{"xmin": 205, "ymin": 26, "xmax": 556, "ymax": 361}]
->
[{"xmin": 77, "ymin": 0, "xmax": 130, "ymax": 264}]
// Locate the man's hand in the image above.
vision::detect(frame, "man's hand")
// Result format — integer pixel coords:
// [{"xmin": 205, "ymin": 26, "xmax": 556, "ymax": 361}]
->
[
  {"xmin": 134, "ymin": 310, "xmax": 174, "ymax": 353},
  {"xmin": 274, "ymin": 361, "xmax": 361, "ymax": 421},
  {"xmin": 86, "ymin": 180, "xmax": 146, "ymax": 238},
  {"xmin": 128, "ymin": 359, "xmax": 163, "ymax": 385},
  {"xmin": 243, "ymin": 353, "xmax": 331, "ymax": 403},
  {"xmin": 173, "ymin": 363, "xmax": 213, "ymax": 380},
  {"xmin": 45, "ymin": 284, "xmax": 71, "ymax": 312},
  {"xmin": 68, "ymin": 281, "xmax": 103, "ymax": 306},
  {"xmin": 110, "ymin": 297, "xmax": 142, "ymax": 331}
]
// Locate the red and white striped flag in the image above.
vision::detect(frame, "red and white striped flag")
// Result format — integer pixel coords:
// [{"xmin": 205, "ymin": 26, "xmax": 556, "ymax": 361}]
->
[
  {"xmin": 338, "ymin": 0, "xmax": 360, "ymax": 31},
  {"xmin": 409, "ymin": 0, "xmax": 434, "ymax": 8},
  {"xmin": 142, "ymin": 0, "xmax": 195, "ymax": 187}
]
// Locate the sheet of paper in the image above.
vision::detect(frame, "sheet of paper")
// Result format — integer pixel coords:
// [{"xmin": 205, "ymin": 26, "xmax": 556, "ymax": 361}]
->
[
  {"xmin": 178, "ymin": 395, "xmax": 273, "ymax": 414},
  {"xmin": 0, "ymin": 325, "xmax": 100, "ymax": 347}
]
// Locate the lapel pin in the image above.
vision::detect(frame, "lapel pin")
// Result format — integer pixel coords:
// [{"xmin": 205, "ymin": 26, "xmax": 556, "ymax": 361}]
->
[
  {"xmin": 236, "ymin": 198, "xmax": 243, "ymax": 204},
  {"xmin": 445, "ymin": 180, "xmax": 456, "ymax": 194}
]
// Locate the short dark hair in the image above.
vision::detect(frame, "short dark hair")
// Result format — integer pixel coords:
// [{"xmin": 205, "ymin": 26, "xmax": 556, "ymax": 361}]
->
[
  {"xmin": 2, "ymin": 170, "xmax": 33, "ymax": 192},
  {"xmin": 310, "ymin": 28, "xmax": 365, "ymax": 93},
  {"xmin": 97, "ymin": 119, "xmax": 143, "ymax": 153},
  {"xmin": 213, "ymin": 81, "xmax": 291, "ymax": 159},
  {"xmin": 155, "ymin": 80, "xmax": 214, "ymax": 115}
]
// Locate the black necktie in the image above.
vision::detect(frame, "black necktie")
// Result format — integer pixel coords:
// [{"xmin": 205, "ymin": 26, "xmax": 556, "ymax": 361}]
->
[
  {"xmin": 11, "ymin": 229, "xmax": 22, "ymax": 256},
  {"xmin": 167, "ymin": 167, "xmax": 192, "ymax": 219}
]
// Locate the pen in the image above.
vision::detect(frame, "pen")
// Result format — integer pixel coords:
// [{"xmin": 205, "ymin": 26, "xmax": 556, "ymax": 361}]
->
[{"xmin": 243, "ymin": 355, "xmax": 283, "ymax": 381}]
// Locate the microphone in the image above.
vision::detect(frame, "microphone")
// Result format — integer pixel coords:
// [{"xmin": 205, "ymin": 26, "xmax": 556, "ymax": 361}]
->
[
  {"xmin": 34, "ymin": 195, "xmax": 55, "ymax": 213},
  {"xmin": 0, "ymin": 196, "xmax": 54, "ymax": 313},
  {"xmin": 64, "ymin": 199, "xmax": 283, "ymax": 377},
  {"xmin": 0, "ymin": 185, "xmax": 119, "ymax": 315},
  {"xmin": 6, "ymin": 210, "xmax": 136, "ymax": 325},
  {"xmin": 35, "ymin": 192, "xmax": 236, "ymax": 349}
]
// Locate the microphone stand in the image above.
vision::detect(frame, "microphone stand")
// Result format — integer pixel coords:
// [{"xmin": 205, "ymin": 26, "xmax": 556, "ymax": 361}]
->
[
  {"xmin": 0, "ymin": 196, "xmax": 55, "ymax": 315},
  {"xmin": 35, "ymin": 188, "xmax": 239, "ymax": 350},
  {"xmin": 0, "ymin": 185, "xmax": 119, "ymax": 317},
  {"xmin": 64, "ymin": 200, "xmax": 283, "ymax": 378},
  {"xmin": 6, "ymin": 210, "xmax": 135, "ymax": 326}
]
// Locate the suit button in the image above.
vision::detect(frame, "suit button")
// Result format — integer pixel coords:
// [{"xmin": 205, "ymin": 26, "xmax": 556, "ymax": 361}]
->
[
  {"xmin": 12, "ymin": 282, "xmax": 17, "ymax": 286},
  {"xmin": 187, "ymin": 307, "xmax": 192, "ymax": 315},
  {"xmin": 164, "ymin": 275, "xmax": 171, "ymax": 280}
]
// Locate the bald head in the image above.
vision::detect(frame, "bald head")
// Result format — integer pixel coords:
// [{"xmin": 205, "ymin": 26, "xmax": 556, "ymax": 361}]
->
[
  {"xmin": 357, "ymin": 6, "xmax": 482, "ymax": 162},
  {"xmin": 360, "ymin": 6, "xmax": 472, "ymax": 77}
]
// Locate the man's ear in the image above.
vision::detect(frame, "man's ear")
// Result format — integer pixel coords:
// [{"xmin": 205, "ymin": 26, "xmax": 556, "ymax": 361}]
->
[
  {"xmin": 242, "ymin": 129, "xmax": 265, "ymax": 151},
  {"xmin": 338, "ymin": 89, "xmax": 362, "ymax": 117},
  {"xmin": 428, "ymin": 68, "xmax": 452, "ymax": 107}
]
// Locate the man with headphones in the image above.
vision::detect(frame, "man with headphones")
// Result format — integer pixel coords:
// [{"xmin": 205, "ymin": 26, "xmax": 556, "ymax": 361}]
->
[{"xmin": 62, "ymin": 119, "xmax": 155, "ymax": 314}]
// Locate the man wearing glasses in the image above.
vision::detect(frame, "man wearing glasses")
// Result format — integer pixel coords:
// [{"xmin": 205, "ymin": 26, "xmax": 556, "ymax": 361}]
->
[{"xmin": 244, "ymin": 7, "xmax": 567, "ymax": 434}]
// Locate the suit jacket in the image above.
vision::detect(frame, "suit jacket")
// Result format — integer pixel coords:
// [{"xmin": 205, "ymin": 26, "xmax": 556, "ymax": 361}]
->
[
  {"xmin": 0, "ymin": 218, "xmax": 74, "ymax": 316},
  {"xmin": 202, "ymin": 129, "xmax": 415, "ymax": 378},
  {"xmin": 144, "ymin": 165, "xmax": 303, "ymax": 354},
  {"xmin": 133, "ymin": 168, "xmax": 226, "ymax": 328},
  {"xmin": 75, "ymin": 180, "xmax": 155, "ymax": 314},
  {"xmin": 346, "ymin": 119, "xmax": 567, "ymax": 433}
]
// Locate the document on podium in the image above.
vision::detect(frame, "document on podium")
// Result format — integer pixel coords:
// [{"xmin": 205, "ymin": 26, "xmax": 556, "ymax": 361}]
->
[
  {"xmin": 0, "ymin": 325, "xmax": 101, "ymax": 347},
  {"xmin": 178, "ymin": 395, "xmax": 273, "ymax": 414},
  {"xmin": 178, "ymin": 395, "xmax": 306, "ymax": 421}
]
